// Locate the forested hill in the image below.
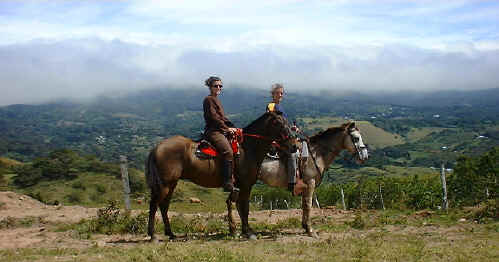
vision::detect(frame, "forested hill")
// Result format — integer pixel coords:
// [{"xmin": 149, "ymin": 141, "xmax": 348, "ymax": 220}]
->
[{"xmin": 1, "ymin": 87, "xmax": 498, "ymax": 169}]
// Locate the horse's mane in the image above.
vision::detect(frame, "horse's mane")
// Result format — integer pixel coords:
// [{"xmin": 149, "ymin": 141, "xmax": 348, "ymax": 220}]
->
[
  {"xmin": 309, "ymin": 123, "xmax": 349, "ymax": 144},
  {"xmin": 243, "ymin": 112, "xmax": 273, "ymax": 133}
]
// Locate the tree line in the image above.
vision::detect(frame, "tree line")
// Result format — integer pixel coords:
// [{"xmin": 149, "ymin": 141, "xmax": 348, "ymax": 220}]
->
[{"xmin": 252, "ymin": 147, "xmax": 497, "ymax": 212}]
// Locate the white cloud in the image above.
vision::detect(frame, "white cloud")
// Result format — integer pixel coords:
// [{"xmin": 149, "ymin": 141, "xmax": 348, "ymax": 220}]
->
[{"xmin": 0, "ymin": 1, "xmax": 498, "ymax": 105}]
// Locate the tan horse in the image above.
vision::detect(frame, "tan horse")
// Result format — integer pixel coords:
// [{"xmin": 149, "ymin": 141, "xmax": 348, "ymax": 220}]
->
[
  {"xmin": 145, "ymin": 112, "xmax": 297, "ymax": 241},
  {"xmin": 236, "ymin": 122, "xmax": 369, "ymax": 239}
]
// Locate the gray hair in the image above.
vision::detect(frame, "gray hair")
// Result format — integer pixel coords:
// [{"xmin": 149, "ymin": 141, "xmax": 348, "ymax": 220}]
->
[
  {"xmin": 205, "ymin": 76, "xmax": 222, "ymax": 87},
  {"xmin": 270, "ymin": 83, "xmax": 284, "ymax": 95}
]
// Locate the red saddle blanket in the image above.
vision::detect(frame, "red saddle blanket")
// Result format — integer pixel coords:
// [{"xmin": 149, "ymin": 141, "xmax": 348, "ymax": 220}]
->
[{"xmin": 196, "ymin": 129, "xmax": 243, "ymax": 158}]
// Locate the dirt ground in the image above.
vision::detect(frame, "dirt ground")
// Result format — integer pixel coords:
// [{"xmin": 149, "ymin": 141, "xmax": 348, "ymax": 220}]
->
[{"xmin": 0, "ymin": 191, "xmax": 358, "ymax": 249}]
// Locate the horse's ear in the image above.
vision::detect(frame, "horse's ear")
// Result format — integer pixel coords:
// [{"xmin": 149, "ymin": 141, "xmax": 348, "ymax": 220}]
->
[{"xmin": 342, "ymin": 121, "xmax": 355, "ymax": 132}]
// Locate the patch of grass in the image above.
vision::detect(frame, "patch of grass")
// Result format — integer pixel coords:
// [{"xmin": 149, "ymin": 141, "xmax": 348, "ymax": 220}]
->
[
  {"xmin": 406, "ymin": 127, "xmax": 446, "ymax": 142},
  {"xmin": 0, "ymin": 216, "xmax": 47, "ymax": 229},
  {"xmin": 66, "ymin": 191, "xmax": 84, "ymax": 203},
  {"xmin": 347, "ymin": 212, "xmax": 368, "ymax": 229},
  {"xmin": 57, "ymin": 201, "xmax": 148, "ymax": 238},
  {"xmin": 252, "ymin": 217, "xmax": 301, "ymax": 233},
  {"xmin": 464, "ymin": 200, "xmax": 498, "ymax": 224},
  {"xmin": 71, "ymin": 181, "xmax": 85, "ymax": 190},
  {"xmin": 2, "ymin": 210, "xmax": 499, "ymax": 262},
  {"xmin": 170, "ymin": 214, "xmax": 227, "ymax": 235},
  {"xmin": 95, "ymin": 184, "xmax": 107, "ymax": 193}
]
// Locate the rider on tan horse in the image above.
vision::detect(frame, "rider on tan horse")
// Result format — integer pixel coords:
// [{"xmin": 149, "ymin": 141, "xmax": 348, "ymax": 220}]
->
[
  {"xmin": 203, "ymin": 76, "xmax": 239, "ymax": 193},
  {"xmin": 266, "ymin": 83, "xmax": 302, "ymax": 194}
]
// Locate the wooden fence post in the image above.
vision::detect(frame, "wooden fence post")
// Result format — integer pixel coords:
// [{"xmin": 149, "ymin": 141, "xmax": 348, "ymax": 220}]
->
[
  {"xmin": 314, "ymin": 195, "xmax": 321, "ymax": 209},
  {"xmin": 440, "ymin": 162, "xmax": 448, "ymax": 211},
  {"xmin": 341, "ymin": 187, "xmax": 346, "ymax": 211},
  {"xmin": 120, "ymin": 155, "xmax": 131, "ymax": 212},
  {"xmin": 283, "ymin": 199, "xmax": 290, "ymax": 209},
  {"xmin": 379, "ymin": 184, "xmax": 385, "ymax": 210}
]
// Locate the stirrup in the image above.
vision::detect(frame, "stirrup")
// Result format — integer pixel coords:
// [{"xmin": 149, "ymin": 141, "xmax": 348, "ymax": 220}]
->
[{"xmin": 223, "ymin": 184, "xmax": 240, "ymax": 193}]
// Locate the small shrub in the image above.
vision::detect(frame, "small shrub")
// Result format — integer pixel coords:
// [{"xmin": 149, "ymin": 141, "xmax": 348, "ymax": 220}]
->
[
  {"xmin": 72, "ymin": 181, "xmax": 85, "ymax": 190},
  {"xmin": 66, "ymin": 191, "xmax": 84, "ymax": 203},
  {"xmin": 121, "ymin": 211, "xmax": 148, "ymax": 234},
  {"xmin": 348, "ymin": 212, "xmax": 367, "ymax": 229},
  {"xmin": 95, "ymin": 184, "xmax": 107, "ymax": 193},
  {"xmin": 65, "ymin": 201, "xmax": 149, "ymax": 236},
  {"xmin": 466, "ymin": 200, "xmax": 498, "ymax": 223},
  {"xmin": 28, "ymin": 191, "xmax": 45, "ymax": 203},
  {"xmin": 376, "ymin": 214, "xmax": 408, "ymax": 226}
]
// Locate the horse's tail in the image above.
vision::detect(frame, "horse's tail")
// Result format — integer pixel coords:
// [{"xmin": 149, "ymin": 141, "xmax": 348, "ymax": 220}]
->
[{"xmin": 145, "ymin": 148, "xmax": 162, "ymax": 194}]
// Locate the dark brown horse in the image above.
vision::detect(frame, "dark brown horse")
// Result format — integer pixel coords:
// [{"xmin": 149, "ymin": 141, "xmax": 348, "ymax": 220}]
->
[
  {"xmin": 145, "ymin": 112, "xmax": 297, "ymax": 241},
  {"xmin": 234, "ymin": 122, "xmax": 369, "ymax": 239}
]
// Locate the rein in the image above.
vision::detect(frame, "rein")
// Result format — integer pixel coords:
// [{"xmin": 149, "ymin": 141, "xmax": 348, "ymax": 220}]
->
[
  {"xmin": 295, "ymin": 130, "xmax": 326, "ymax": 182},
  {"xmin": 243, "ymin": 133, "xmax": 287, "ymax": 149}
]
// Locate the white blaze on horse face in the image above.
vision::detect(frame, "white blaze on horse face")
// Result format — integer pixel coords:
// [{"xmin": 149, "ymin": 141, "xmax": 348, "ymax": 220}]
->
[{"xmin": 350, "ymin": 129, "xmax": 368, "ymax": 161}]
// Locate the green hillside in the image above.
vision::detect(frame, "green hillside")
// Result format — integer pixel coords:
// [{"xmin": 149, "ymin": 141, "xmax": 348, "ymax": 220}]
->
[
  {"xmin": 2, "ymin": 149, "xmax": 227, "ymax": 212},
  {"xmin": 1, "ymin": 87, "xmax": 498, "ymax": 176},
  {"xmin": 406, "ymin": 127, "xmax": 447, "ymax": 142},
  {"xmin": 299, "ymin": 116, "xmax": 405, "ymax": 149}
]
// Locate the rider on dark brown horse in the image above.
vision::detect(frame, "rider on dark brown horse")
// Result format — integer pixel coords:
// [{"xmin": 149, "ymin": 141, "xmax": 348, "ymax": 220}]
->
[
  {"xmin": 266, "ymin": 83, "xmax": 300, "ymax": 194},
  {"xmin": 203, "ymin": 76, "xmax": 239, "ymax": 193}
]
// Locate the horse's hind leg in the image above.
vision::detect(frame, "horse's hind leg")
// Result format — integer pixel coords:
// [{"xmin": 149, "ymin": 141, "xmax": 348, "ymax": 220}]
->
[
  {"xmin": 159, "ymin": 183, "xmax": 177, "ymax": 239},
  {"xmin": 148, "ymin": 192, "xmax": 159, "ymax": 242},
  {"xmin": 301, "ymin": 178, "xmax": 318, "ymax": 238}
]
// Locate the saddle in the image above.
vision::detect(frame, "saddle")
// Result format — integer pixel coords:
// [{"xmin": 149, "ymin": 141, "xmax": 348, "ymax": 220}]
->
[
  {"xmin": 263, "ymin": 140, "xmax": 310, "ymax": 196},
  {"xmin": 195, "ymin": 128, "xmax": 244, "ymax": 159}
]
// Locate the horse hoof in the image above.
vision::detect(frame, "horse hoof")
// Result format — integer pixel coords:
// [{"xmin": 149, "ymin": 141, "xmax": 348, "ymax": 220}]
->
[
  {"xmin": 229, "ymin": 191, "xmax": 239, "ymax": 202},
  {"xmin": 307, "ymin": 231, "xmax": 319, "ymax": 239},
  {"xmin": 149, "ymin": 237, "xmax": 159, "ymax": 243},
  {"xmin": 248, "ymin": 234, "xmax": 257, "ymax": 241}
]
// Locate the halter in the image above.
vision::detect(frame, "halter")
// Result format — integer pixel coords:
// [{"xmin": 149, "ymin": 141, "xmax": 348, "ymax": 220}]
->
[
  {"xmin": 298, "ymin": 126, "xmax": 368, "ymax": 185},
  {"xmin": 348, "ymin": 127, "xmax": 369, "ymax": 162}
]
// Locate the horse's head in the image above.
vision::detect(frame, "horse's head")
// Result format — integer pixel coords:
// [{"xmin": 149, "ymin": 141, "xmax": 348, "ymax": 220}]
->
[
  {"xmin": 264, "ymin": 111, "xmax": 298, "ymax": 154},
  {"xmin": 342, "ymin": 122, "xmax": 369, "ymax": 164}
]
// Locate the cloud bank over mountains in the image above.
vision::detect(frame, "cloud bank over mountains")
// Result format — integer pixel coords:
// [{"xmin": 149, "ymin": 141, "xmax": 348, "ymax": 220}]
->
[{"xmin": 1, "ymin": 1, "xmax": 498, "ymax": 105}]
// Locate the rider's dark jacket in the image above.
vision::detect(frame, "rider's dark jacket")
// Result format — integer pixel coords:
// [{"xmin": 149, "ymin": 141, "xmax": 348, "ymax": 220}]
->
[{"xmin": 203, "ymin": 95, "xmax": 234, "ymax": 134}]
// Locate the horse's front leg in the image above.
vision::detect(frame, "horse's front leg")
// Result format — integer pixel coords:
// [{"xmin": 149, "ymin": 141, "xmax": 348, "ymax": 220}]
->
[
  {"xmin": 226, "ymin": 194, "xmax": 236, "ymax": 236},
  {"xmin": 236, "ymin": 187, "xmax": 256, "ymax": 240},
  {"xmin": 301, "ymin": 178, "xmax": 318, "ymax": 238}
]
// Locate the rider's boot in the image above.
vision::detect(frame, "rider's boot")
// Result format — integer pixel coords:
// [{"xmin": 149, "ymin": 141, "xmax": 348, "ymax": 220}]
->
[{"xmin": 222, "ymin": 159, "xmax": 239, "ymax": 193}]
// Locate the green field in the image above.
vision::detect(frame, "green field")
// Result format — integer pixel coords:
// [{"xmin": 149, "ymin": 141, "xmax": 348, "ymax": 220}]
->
[{"xmin": 406, "ymin": 127, "xmax": 447, "ymax": 142}]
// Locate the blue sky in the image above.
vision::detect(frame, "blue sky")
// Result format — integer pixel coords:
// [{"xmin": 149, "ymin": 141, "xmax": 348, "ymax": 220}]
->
[{"xmin": 1, "ymin": 0, "xmax": 498, "ymax": 105}]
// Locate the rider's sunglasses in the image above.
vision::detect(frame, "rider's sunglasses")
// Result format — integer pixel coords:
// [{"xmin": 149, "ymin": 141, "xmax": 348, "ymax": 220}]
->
[{"xmin": 212, "ymin": 85, "xmax": 223, "ymax": 88}]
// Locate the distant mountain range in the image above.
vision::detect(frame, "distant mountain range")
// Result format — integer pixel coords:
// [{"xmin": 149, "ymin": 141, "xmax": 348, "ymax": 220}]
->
[{"xmin": 1, "ymin": 87, "xmax": 498, "ymax": 168}]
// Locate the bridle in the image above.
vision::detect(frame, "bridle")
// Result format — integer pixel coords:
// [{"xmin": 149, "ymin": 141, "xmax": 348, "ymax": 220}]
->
[{"xmin": 243, "ymin": 114, "xmax": 296, "ymax": 151}]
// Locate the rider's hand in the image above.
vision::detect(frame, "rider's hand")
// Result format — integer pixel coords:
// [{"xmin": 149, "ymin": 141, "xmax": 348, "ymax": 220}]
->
[
  {"xmin": 228, "ymin": 127, "xmax": 238, "ymax": 134},
  {"xmin": 291, "ymin": 125, "xmax": 299, "ymax": 132}
]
